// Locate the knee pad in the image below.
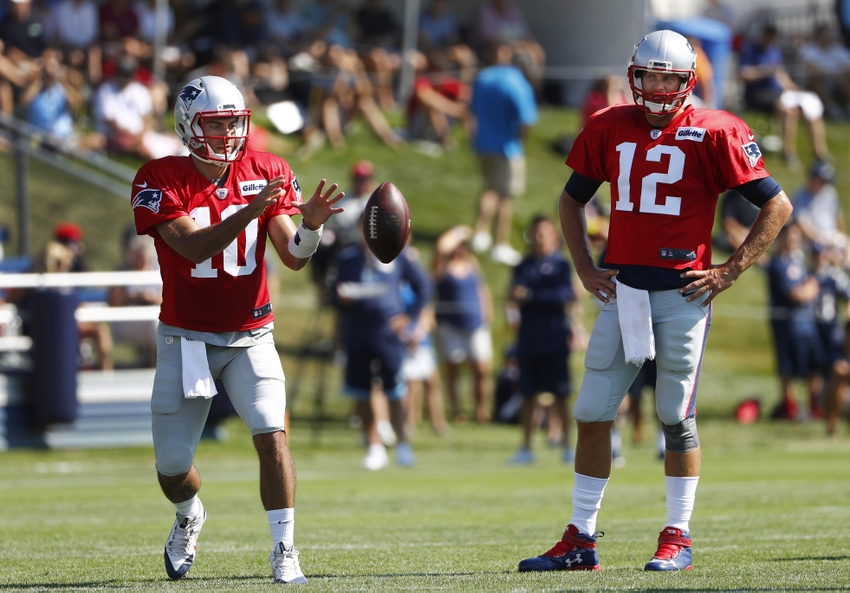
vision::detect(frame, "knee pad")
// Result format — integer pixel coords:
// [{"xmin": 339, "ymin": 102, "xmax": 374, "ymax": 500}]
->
[
  {"xmin": 155, "ymin": 444, "xmax": 195, "ymax": 476},
  {"xmin": 661, "ymin": 417, "xmax": 700, "ymax": 453},
  {"xmin": 574, "ymin": 369, "xmax": 621, "ymax": 423}
]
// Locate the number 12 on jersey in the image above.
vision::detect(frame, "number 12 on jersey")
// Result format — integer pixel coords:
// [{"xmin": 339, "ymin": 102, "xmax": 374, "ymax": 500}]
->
[{"xmin": 615, "ymin": 142, "xmax": 684, "ymax": 216}]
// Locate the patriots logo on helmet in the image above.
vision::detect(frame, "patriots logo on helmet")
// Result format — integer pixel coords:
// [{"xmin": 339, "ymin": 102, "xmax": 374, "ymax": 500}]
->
[
  {"xmin": 742, "ymin": 141, "xmax": 762, "ymax": 167},
  {"xmin": 132, "ymin": 188, "xmax": 163, "ymax": 213},
  {"xmin": 178, "ymin": 84, "xmax": 202, "ymax": 110}
]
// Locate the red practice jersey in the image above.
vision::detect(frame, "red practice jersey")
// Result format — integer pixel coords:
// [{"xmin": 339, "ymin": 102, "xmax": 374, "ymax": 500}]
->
[
  {"xmin": 567, "ymin": 104, "xmax": 769, "ymax": 271},
  {"xmin": 131, "ymin": 150, "xmax": 302, "ymax": 332}
]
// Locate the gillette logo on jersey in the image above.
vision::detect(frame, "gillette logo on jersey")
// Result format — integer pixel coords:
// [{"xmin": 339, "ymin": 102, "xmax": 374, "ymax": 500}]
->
[
  {"xmin": 240, "ymin": 180, "xmax": 268, "ymax": 196},
  {"xmin": 675, "ymin": 127, "xmax": 705, "ymax": 142}
]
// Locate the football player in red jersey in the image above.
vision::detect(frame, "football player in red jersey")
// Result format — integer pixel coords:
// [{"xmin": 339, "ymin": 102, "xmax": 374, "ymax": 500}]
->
[
  {"xmin": 518, "ymin": 30, "xmax": 793, "ymax": 573},
  {"xmin": 131, "ymin": 75, "xmax": 345, "ymax": 585}
]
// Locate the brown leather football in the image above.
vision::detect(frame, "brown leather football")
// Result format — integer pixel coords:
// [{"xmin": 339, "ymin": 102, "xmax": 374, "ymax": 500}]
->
[{"xmin": 362, "ymin": 181, "xmax": 411, "ymax": 263}]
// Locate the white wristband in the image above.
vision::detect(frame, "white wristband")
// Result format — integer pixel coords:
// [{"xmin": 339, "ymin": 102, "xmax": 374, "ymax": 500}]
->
[{"xmin": 288, "ymin": 221, "xmax": 323, "ymax": 259}]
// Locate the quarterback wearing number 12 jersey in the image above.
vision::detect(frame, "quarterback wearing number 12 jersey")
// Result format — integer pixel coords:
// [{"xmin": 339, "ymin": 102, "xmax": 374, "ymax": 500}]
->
[
  {"xmin": 132, "ymin": 150, "xmax": 302, "ymax": 332},
  {"xmin": 567, "ymin": 103, "xmax": 769, "ymax": 272}
]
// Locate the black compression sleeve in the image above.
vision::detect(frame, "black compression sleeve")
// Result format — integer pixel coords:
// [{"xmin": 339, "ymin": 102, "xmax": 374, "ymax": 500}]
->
[
  {"xmin": 565, "ymin": 171, "xmax": 604, "ymax": 205},
  {"xmin": 734, "ymin": 177, "xmax": 782, "ymax": 207}
]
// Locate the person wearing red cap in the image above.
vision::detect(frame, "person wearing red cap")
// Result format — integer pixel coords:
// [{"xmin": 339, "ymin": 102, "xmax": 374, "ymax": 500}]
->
[{"xmin": 53, "ymin": 221, "xmax": 87, "ymax": 272}]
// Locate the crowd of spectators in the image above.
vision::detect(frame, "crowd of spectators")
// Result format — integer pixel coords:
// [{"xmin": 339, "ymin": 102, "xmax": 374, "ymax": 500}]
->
[{"xmin": 0, "ymin": 0, "xmax": 551, "ymax": 159}]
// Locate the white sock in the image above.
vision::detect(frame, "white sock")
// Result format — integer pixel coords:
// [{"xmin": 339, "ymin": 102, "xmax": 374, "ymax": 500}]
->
[
  {"xmin": 569, "ymin": 473, "xmax": 609, "ymax": 536},
  {"xmin": 268, "ymin": 508, "xmax": 295, "ymax": 551},
  {"xmin": 173, "ymin": 495, "xmax": 202, "ymax": 519},
  {"xmin": 665, "ymin": 476, "xmax": 699, "ymax": 532}
]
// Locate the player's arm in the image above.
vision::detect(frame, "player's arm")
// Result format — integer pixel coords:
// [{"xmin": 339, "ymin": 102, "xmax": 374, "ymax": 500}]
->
[
  {"xmin": 268, "ymin": 179, "xmax": 345, "ymax": 271},
  {"xmin": 681, "ymin": 177, "xmax": 793, "ymax": 305},
  {"xmin": 157, "ymin": 176, "xmax": 287, "ymax": 263},
  {"xmin": 559, "ymin": 172, "xmax": 618, "ymax": 303}
]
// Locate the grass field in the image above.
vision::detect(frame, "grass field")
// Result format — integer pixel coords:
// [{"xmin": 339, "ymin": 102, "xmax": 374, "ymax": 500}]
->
[
  {"xmin": 1, "ymin": 417, "xmax": 850, "ymax": 591},
  {"xmin": 3, "ymin": 103, "xmax": 850, "ymax": 590}
]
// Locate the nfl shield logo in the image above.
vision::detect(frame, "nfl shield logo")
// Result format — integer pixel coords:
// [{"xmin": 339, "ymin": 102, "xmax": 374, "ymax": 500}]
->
[{"xmin": 215, "ymin": 188, "xmax": 228, "ymax": 200}]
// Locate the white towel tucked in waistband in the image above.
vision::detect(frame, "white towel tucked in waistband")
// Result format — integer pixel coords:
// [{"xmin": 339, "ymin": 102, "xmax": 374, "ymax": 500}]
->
[
  {"xmin": 181, "ymin": 337, "xmax": 218, "ymax": 399},
  {"xmin": 616, "ymin": 281, "xmax": 656, "ymax": 365}
]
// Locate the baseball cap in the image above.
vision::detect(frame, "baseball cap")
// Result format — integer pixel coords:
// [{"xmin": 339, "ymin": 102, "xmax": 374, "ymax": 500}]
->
[
  {"xmin": 54, "ymin": 222, "xmax": 83, "ymax": 243},
  {"xmin": 809, "ymin": 160, "xmax": 835, "ymax": 182},
  {"xmin": 351, "ymin": 160, "xmax": 375, "ymax": 178}
]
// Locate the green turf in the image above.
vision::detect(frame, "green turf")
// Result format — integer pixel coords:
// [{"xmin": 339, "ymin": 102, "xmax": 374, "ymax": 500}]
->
[
  {"xmin": 2, "ymin": 104, "xmax": 850, "ymax": 590},
  {"xmin": 1, "ymin": 417, "xmax": 850, "ymax": 591}
]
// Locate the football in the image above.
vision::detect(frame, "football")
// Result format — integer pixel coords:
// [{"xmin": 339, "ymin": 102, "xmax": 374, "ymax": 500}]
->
[{"xmin": 362, "ymin": 181, "xmax": 411, "ymax": 263}]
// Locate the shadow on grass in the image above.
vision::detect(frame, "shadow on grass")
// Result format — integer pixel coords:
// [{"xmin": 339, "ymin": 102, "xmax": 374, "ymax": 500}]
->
[
  {"xmin": 770, "ymin": 555, "xmax": 850, "ymax": 562},
  {"xmin": 306, "ymin": 571, "xmax": 483, "ymax": 580}
]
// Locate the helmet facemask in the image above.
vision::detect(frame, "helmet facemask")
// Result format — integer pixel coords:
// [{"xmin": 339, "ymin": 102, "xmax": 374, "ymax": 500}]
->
[
  {"xmin": 628, "ymin": 66, "xmax": 697, "ymax": 114},
  {"xmin": 185, "ymin": 110, "xmax": 251, "ymax": 164}
]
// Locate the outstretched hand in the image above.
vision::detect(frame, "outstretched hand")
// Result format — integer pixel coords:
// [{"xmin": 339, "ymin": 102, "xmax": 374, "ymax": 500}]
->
[{"xmin": 293, "ymin": 179, "xmax": 345, "ymax": 230}]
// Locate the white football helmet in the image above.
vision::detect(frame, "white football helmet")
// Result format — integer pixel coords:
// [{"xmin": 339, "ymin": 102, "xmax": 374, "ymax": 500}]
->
[
  {"xmin": 628, "ymin": 30, "xmax": 697, "ymax": 114},
  {"xmin": 174, "ymin": 76, "xmax": 251, "ymax": 163}
]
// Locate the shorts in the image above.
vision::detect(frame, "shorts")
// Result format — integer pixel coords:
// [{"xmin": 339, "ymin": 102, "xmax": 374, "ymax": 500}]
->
[
  {"xmin": 401, "ymin": 342, "xmax": 437, "ymax": 381},
  {"xmin": 779, "ymin": 89, "xmax": 824, "ymax": 121},
  {"xmin": 436, "ymin": 323, "xmax": 493, "ymax": 364},
  {"xmin": 478, "ymin": 154, "xmax": 526, "ymax": 198},
  {"xmin": 574, "ymin": 289, "xmax": 711, "ymax": 427},
  {"xmin": 343, "ymin": 330, "xmax": 406, "ymax": 400},
  {"xmin": 518, "ymin": 354, "xmax": 570, "ymax": 398},
  {"xmin": 151, "ymin": 333, "xmax": 287, "ymax": 476},
  {"xmin": 770, "ymin": 319, "xmax": 824, "ymax": 378}
]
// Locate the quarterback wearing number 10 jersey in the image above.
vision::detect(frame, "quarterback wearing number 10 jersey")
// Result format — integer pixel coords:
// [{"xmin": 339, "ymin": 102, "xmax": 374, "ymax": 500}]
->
[
  {"xmin": 132, "ymin": 150, "xmax": 302, "ymax": 332},
  {"xmin": 567, "ymin": 103, "xmax": 769, "ymax": 272}
]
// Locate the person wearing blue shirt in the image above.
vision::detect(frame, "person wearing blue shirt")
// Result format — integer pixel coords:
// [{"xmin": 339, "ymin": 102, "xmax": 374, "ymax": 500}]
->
[
  {"xmin": 329, "ymin": 235, "xmax": 431, "ymax": 470},
  {"xmin": 766, "ymin": 223, "xmax": 823, "ymax": 420},
  {"xmin": 432, "ymin": 225, "xmax": 494, "ymax": 423},
  {"xmin": 811, "ymin": 242, "xmax": 850, "ymax": 432},
  {"xmin": 469, "ymin": 42, "xmax": 538, "ymax": 266},
  {"xmin": 507, "ymin": 215, "xmax": 579, "ymax": 464}
]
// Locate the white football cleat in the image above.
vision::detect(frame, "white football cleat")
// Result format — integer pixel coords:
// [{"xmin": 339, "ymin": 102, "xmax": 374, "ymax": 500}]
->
[
  {"xmin": 362, "ymin": 443, "xmax": 389, "ymax": 471},
  {"xmin": 270, "ymin": 542, "xmax": 308, "ymax": 584},
  {"xmin": 164, "ymin": 506, "xmax": 206, "ymax": 579}
]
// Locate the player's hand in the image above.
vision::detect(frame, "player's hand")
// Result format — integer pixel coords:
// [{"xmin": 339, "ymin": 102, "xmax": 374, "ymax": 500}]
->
[
  {"xmin": 512, "ymin": 285, "xmax": 530, "ymax": 302},
  {"xmin": 293, "ymin": 179, "xmax": 345, "ymax": 230},
  {"xmin": 679, "ymin": 264, "xmax": 740, "ymax": 306},
  {"xmin": 249, "ymin": 175, "xmax": 286, "ymax": 218},
  {"xmin": 388, "ymin": 313, "xmax": 411, "ymax": 339},
  {"xmin": 578, "ymin": 267, "xmax": 619, "ymax": 304}
]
